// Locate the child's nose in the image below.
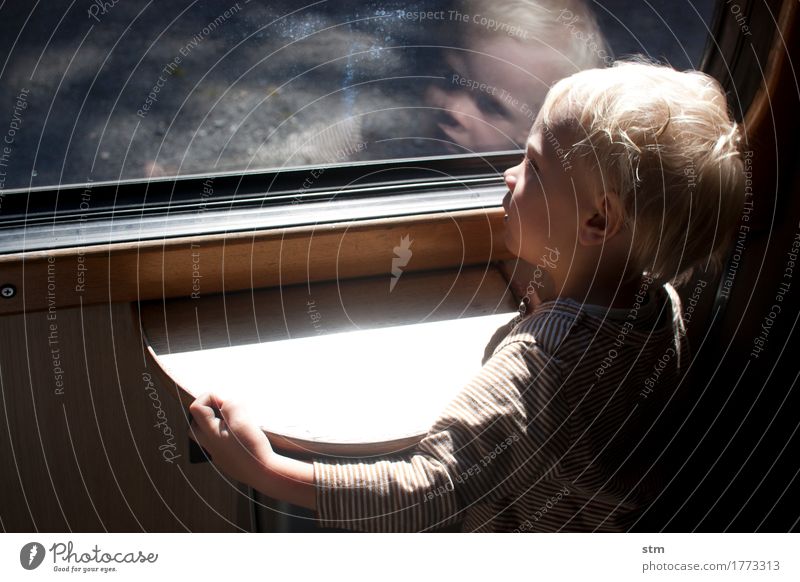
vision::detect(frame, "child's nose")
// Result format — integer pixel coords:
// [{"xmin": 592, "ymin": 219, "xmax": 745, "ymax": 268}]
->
[{"xmin": 503, "ymin": 168, "xmax": 517, "ymax": 191}]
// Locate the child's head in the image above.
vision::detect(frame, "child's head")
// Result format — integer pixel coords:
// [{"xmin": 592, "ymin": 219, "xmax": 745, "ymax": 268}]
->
[
  {"xmin": 427, "ymin": 0, "xmax": 608, "ymax": 152},
  {"xmin": 503, "ymin": 60, "xmax": 745, "ymax": 291}
]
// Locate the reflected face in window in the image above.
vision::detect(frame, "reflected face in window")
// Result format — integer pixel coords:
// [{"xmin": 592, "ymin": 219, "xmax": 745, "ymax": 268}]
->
[{"xmin": 425, "ymin": 36, "xmax": 575, "ymax": 153}]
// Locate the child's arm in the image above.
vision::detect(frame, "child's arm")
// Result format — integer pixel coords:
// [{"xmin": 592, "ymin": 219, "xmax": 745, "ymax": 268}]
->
[
  {"xmin": 188, "ymin": 393, "xmax": 316, "ymax": 510},
  {"xmin": 189, "ymin": 335, "xmax": 568, "ymax": 532},
  {"xmin": 313, "ymin": 338, "xmax": 569, "ymax": 532}
]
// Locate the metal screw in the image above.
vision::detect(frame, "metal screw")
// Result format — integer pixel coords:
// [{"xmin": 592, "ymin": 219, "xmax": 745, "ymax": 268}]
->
[{"xmin": 1, "ymin": 284, "xmax": 16, "ymax": 299}]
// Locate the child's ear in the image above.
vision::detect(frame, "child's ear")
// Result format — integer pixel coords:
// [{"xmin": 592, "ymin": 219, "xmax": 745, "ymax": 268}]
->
[{"xmin": 578, "ymin": 190, "xmax": 625, "ymax": 246}]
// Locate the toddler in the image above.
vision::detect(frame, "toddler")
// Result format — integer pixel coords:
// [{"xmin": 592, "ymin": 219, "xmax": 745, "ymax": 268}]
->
[{"xmin": 189, "ymin": 60, "xmax": 745, "ymax": 532}]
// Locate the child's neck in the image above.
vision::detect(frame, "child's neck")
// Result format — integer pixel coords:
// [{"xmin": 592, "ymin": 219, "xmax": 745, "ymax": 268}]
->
[{"xmin": 533, "ymin": 272, "xmax": 646, "ymax": 313}]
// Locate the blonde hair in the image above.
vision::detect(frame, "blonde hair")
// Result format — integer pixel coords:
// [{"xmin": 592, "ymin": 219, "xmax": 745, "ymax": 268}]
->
[
  {"xmin": 540, "ymin": 60, "xmax": 746, "ymax": 287},
  {"xmin": 463, "ymin": 0, "xmax": 610, "ymax": 70}
]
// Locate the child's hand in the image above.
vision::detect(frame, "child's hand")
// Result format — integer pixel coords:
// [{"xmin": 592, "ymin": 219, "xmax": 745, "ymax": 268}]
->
[{"xmin": 188, "ymin": 393, "xmax": 275, "ymax": 488}]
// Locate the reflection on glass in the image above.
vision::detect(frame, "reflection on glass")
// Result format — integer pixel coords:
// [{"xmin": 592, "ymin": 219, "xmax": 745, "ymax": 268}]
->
[
  {"xmin": 0, "ymin": 1, "xmax": 715, "ymax": 191},
  {"xmin": 424, "ymin": 0, "xmax": 608, "ymax": 154}
]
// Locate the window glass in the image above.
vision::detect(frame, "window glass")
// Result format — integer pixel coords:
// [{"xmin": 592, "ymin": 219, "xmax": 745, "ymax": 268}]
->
[{"xmin": 0, "ymin": 0, "xmax": 715, "ymax": 193}]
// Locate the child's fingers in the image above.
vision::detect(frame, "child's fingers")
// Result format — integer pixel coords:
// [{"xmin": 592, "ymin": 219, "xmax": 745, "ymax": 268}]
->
[
  {"xmin": 217, "ymin": 399, "xmax": 249, "ymax": 428},
  {"xmin": 189, "ymin": 393, "xmax": 223, "ymax": 436},
  {"xmin": 192, "ymin": 391, "xmax": 224, "ymax": 412}
]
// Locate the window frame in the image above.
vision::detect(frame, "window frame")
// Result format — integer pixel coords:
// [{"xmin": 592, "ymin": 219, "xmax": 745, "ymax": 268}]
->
[{"xmin": 0, "ymin": 151, "xmax": 518, "ymax": 253}]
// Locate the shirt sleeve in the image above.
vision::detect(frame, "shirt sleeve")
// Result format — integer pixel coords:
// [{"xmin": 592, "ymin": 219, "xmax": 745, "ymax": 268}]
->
[{"xmin": 312, "ymin": 339, "xmax": 570, "ymax": 532}]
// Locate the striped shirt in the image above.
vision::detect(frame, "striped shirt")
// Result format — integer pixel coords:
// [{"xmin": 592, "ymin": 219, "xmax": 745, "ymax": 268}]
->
[{"xmin": 313, "ymin": 280, "xmax": 688, "ymax": 532}]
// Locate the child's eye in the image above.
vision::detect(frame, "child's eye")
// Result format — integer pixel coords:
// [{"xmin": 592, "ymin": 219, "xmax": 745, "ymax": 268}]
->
[{"xmin": 475, "ymin": 93, "xmax": 509, "ymax": 118}]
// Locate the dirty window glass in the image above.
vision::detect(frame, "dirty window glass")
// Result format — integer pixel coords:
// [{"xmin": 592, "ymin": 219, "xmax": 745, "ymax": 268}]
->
[{"xmin": 0, "ymin": 0, "xmax": 715, "ymax": 193}]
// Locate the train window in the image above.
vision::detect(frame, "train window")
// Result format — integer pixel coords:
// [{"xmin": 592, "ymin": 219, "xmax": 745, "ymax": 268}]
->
[{"xmin": 0, "ymin": 1, "xmax": 732, "ymax": 251}]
